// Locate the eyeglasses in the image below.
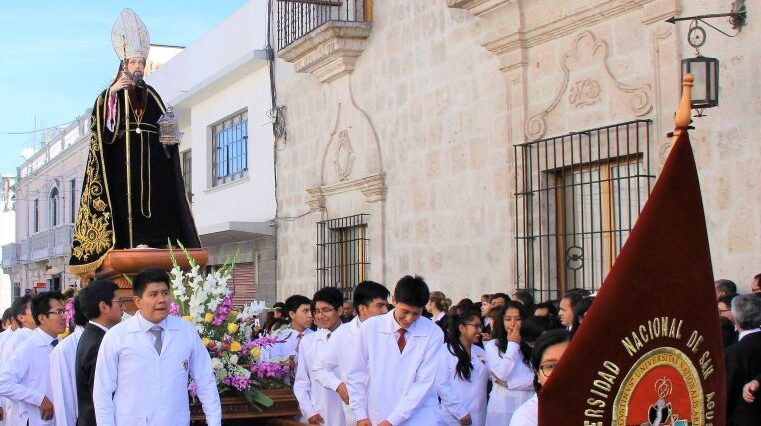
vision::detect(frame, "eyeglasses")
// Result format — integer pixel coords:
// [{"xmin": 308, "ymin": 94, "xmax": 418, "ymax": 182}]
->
[
  {"xmin": 110, "ymin": 299, "xmax": 125, "ymax": 307},
  {"xmin": 718, "ymin": 309, "xmax": 730, "ymax": 314},
  {"xmin": 464, "ymin": 322, "xmax": 483, "ymax": 330},
  {"xmin": 46, "ymin": 309, "xmax": 66, "ymax": 317},
  {"xmin": 538, "ymin": 362, "xmax": 557, "ymax": 377},
  {"xmin": 313, "ymin": 307, "xmax": 336, "ymax": 316}
]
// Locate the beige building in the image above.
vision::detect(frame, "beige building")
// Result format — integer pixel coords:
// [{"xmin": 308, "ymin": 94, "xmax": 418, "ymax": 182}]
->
[
  {"xmin": 272, "ymin": 0, "xmax": 759, "ymax": 301},
  {"xmin": 1, "ymin": 115, "xmax": 90, "ymax": 295}
]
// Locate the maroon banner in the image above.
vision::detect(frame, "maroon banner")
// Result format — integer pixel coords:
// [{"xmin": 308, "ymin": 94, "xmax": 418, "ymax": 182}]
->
[{"xmin": 539, "ymin": 132, "xmax": 726, "ymax": 425}]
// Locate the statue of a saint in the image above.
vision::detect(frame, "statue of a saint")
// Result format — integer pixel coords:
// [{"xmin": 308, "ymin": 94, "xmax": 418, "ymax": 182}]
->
[{"xmin": 69, "ymin": 9, "xmax": 200, "ymax": 276}]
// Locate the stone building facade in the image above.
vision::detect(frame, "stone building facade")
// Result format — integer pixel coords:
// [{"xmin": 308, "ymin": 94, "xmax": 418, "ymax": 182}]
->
[{"xmin": 273, "ymin": 0, "xmax": 759, "ymax": 301}]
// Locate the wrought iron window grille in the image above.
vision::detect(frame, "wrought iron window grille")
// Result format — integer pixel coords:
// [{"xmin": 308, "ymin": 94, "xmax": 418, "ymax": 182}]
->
[
  {"xmin": 211, "ymin": 110, "xmax": 248, "ymax": 187},
  {"xmin": 316, "ymin": 214, "xmax": 370, "ymax": 300},
  {"xmin": 514, "ymin": 120, "xmax": 655, "ymax": 301}
]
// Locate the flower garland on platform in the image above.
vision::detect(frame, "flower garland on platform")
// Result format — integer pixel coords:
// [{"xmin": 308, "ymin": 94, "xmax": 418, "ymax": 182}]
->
[{"xmin": 168, "ymin": 242, "xmax": 287, "ymax": 409}]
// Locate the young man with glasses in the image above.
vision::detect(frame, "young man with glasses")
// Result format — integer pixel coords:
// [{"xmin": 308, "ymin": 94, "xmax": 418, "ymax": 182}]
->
[
  {"xmin": 0, "ymin": 291, "xmax": 67, "ymax": 425},
  {"xmin": 50, "ymin": 294, "xmax": 89, "ymax": 426},
  {"xmin": 313, "ymin": 281, "xmax": 390, "ymax": 425},
  {"xmin": 294, "ymin": 287, "xmax": 345, "ymax": 425},
  {"xmin": 75, "ymin": 280, "xmax": 123, "ymax": 426}
]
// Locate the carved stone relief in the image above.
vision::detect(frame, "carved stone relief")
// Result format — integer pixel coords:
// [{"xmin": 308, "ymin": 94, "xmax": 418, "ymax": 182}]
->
[
  {"xmin": 334, "ymin": 130, "xmax": 355, "ymax": 181},
  {"xmin": 568, "ymin": 78, "xmax": 601, "ymax": 108},
  {"xmin": 524, "ymin": 30, "xmax": 653, "ymax": 141}
]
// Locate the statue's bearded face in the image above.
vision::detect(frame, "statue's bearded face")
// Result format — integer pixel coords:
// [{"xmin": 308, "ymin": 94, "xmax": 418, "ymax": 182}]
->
[{"xmin": 126, "ymin": 57, "xmax": 146, "ymax": 78}]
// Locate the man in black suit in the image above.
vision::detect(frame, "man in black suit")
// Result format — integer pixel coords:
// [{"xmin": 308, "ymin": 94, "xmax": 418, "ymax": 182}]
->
[
  {"xmin": 725, "ymin": 294, "xmax": 761, "ymax": 425},
  {"xmin": 75, "ymin": 280, "xmax": 123, "ymax": 426}
]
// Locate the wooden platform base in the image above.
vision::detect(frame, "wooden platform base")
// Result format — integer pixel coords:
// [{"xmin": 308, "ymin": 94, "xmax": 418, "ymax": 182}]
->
[
  {"xmin": 190, "ymin": 388, "xmax": 301, "ymax": 424},
  {"xmin": 92, "ymin": 248, "xmax": 208, "ymax": 313}
]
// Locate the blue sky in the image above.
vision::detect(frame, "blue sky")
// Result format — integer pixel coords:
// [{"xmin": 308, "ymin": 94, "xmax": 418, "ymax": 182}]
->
[{"xmin": 0, "ymin": 1, "xmax": 249, "ymax": 176}]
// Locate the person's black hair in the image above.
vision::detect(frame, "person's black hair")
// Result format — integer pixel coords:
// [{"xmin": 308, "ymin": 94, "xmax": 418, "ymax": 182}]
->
[
  {"xmin": 531, "ymin": 328, "xmax": 571, "ymax": 392},
  {"xmin": 31, "ymin": 291, "xmax": 64, "ymax": 326},
  {"xmin": 284, "ymin": 294, "xmax": 311, "ymax": 314},
  {"xmin": 571, "ymin": 296, "xmax": 595, "ymax": 333},
  {"xmin": 11, "ymin": 295, "xmax": 32, "ymax": 325},
  {"xmin": 715, "ymin": 279, "xmax": 737, "ymax": 296},
  {"xmin": 717, "ymin": 294, "xmax": 735, "ymax": 309},
  {"xmin": 1, "ymin": 308, "xmax": 12, "ymax": 323},
  {"xmin": 520, "ymin": 316, "xmax": 553, "ymax": 347},
  {"xmin": 445, "ymin": 307, "xmax": 482, "ymax": 381},
  {"xmin": 353, "ymin": 281, "xmax": 390, "ymax": 307},
  {"xmin": 512, "ymin": 289, "xmax": 535, "ymax": 311},
  {"xmin": 393, "ymin": 275, "xmax": 430, "ymax": 308},
  {"xmin": 533, "ymin": 301, "xmax": 558, "ymax": 317},
  {"xmin": 71, "ymin": 294, "xmax": 88, "ymax": 328},
  {"xmin": 313, "ymin": 287, "xmax": 343, "ymax": 310},
  {"xmin": 132, "ymin": 267, "xmax": 170, "ymax": 297},
  {"xmin": 492, "ymin": 302, "xmax": 531, "ymax": 365},
  {"xmin": 490, "ymin": 292, "xmax": 511, "ymax": 303},
  {"xmin": 81, "ymin": 280, "xmax": 119, "ymax": 320}
]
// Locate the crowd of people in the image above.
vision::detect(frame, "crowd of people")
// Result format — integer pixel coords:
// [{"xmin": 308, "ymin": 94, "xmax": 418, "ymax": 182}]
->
[{"xmin": 0, "ymin": 270, "xmax": 757, "ymax": 425}]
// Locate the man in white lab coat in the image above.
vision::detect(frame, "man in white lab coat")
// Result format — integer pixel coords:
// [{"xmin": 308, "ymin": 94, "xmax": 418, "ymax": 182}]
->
[
  {"xmin": 0, "ymin": 308, "xmax": 17, "ymax": 425},
  {"xmin": 0, "ymin": 295, "xmax": 39, "ymax": 425},
  {"xmin": 293, "ymin": 286, "xmax": 345, "ymax": 425},
  {"xmin": 312, "ymin": 281, "xmax": 390, "ymax": 425},
  {"xmin": 49, "ymin": 295, "xmax": 88, "ymax": 426},
  {"xmin": 347, "ymin": 275, "xmax": 445, "ymax": 426},
  {"xmin": 265, "ymin": 294, "xmax": 314, "ymax": 363},
  {"xmin": 93, "ymin": 267, "xmax": 221, "ymax": 426},
  {"xmin": 0, "ymin": 291, "xmax": 67, "ymax": 426}
]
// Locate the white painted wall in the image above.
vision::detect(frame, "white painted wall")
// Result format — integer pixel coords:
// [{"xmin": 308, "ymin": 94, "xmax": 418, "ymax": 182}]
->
[{"xmin": 147, "ymin": 0, "xmax": 275, "ymax": 228}]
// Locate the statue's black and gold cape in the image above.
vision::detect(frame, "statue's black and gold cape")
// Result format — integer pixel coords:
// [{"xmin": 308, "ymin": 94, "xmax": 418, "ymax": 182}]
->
[{"xmin": 69, "ymin": 85, "xmax": 200, "ymax": 277}]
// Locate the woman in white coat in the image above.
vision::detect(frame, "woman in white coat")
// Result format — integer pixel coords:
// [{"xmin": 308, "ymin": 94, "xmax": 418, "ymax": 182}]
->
[
  {"xmin": 437, "ymin": 307, "xmax": 490, "ymax": 426},
  {"xmin": 510, "ymin": 329, "xmax": 571, "ymax": 426},
  {"xmin": 484, "ymin": 302, "xmax": 535, "ymax": 425}
]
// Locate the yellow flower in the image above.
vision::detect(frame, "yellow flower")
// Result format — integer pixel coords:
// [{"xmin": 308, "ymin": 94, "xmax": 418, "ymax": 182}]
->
[
  {"xmin": 202, "ymin": 337, "xmax": 210, "ymax": 347},
  {"xmin": 230, "ymin": 310, "xmax": 239, "ymax": 317},
  {"xmin": 227, "ymin": 323, "xmax": 239, "ymax": 334},
  {"xmin": 230, "ymin": 341, "xmax": 242, "ymax": 352},
  {"xmin": 182, "ymin": 315, "xmax": 194, "ymax": 323},
  {"xmin": 249, "ymin": 346, "xmax": 261, "ymax": 359},
  {"xmin": 58, "ymin": 329, "xmax": 71, "ymax": 339},
  {"xmin": 204, "ymin": 313, "xmax": 214, "ymax": 324}
]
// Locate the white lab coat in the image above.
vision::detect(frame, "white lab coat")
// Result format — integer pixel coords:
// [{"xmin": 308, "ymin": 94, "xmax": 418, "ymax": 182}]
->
[
  {"xmin": 0, "ymin": 328, "xmax": 57, "ymax": 426},
  {"xmin": 0, "ymin": 327, "xmax": 32, "ymax": 426},
  {"xmin": 484, "ymin": 339, "xmax": 535, "ymax": 426},
  {"xmin": 93, "ymin": 312, "xmax": 221, "ymax": 426},
  {"xmin": 508, "ymin": 394, "xmax": 537, "ymax": 426},
  {"xmin": 437, "ymin": 344, "xmax": 489, "ymax": 426},
  {"xmin": 49, "ymin": 326, "xmax": 84, "ymax": 426},
  {"xmin": 313, "ymin": 316, "xmax": 360, "ymax": 425},
  {"xmin": 293, "ymin": 328, "xmax": 345, "ymax": 424},
  {"xmin": 266, "ymin": 327, "xmax": 314, "ymax": 361},
  {"xmin": 347, "ymin": 310, "xmax": 444, "ymax": 425},
  {"xmin": 0, "ymin": 327, "xmax": 15, "ymax": 426},
  {"xmin": 305, "ymin": 327, "xmax": 346, "ymax": 425}
]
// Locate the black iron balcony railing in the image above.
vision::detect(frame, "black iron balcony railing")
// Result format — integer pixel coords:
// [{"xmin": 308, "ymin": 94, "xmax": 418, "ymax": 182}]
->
[{"xmin": 277, "ymin": 0, "xmax": 370, "ymax": 50}]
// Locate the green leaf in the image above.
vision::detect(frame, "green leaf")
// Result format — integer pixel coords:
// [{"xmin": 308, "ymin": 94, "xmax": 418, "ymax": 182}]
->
[{"xmin": 242, "ymin": 388, "xmax": 273, "ymax": 409}]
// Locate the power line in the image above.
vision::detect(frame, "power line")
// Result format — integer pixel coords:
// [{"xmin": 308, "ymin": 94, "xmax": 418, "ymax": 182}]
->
[{"xmin": 1, "ymin": 119, "xmax": 78, "ymax": 135}]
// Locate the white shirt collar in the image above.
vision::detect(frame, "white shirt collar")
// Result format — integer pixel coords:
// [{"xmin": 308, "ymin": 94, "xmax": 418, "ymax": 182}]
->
[
  {"xmin": 135, "ymin": 311, "xmax": 168, "ymax": 332},
  {"xmin": 738, "ymin": 328, "xmax": 761, "ymax": 341},
  {"xmin": 89, "ymin": 320, "xmax": 110, "ymax": 332},
  {"xmin": 433, "ymin": 311, "xmax": 445, "ymax": 322},
  {"xmin": 34, "ymin": 327, "xmax": 58, "ymax": 347}
]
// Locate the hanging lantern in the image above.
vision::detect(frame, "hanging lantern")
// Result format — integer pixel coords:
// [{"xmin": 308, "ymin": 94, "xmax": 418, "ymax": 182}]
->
[{"xmin": 681, "ymin": 55, "xmax": 719, "ymax": 110}]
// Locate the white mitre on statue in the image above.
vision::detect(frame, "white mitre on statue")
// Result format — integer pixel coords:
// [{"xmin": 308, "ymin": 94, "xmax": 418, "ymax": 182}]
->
[{"xmin": 111, "ymin": 8, "xmax": 150, "ymax": 60}]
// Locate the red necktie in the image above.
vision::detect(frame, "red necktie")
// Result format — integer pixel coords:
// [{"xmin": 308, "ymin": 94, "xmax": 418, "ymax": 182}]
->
[
  {"xmin": 295, "ymin": 332, "xmax": 304, "ymax": 353},
  {"xmin": 397, "ymin": 328, "xmax": 406, "ymax": 353}
]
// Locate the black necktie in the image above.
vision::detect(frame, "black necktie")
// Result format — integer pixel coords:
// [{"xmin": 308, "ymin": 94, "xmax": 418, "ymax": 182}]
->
[{"xmin": 51, "ymin": 339, "xmax": 59, "ymax": 348}]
